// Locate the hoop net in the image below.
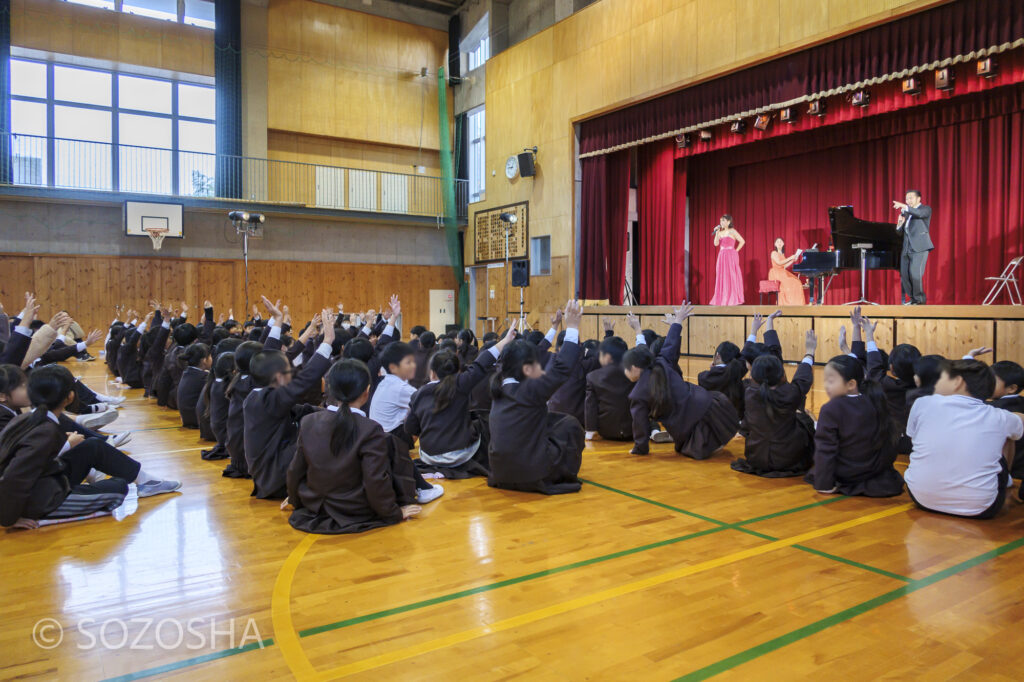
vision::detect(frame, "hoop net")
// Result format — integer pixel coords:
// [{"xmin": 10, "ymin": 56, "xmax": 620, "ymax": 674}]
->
[{"xmin": 144, "ymin": 226, "xmax": 169, "ymax": 250}]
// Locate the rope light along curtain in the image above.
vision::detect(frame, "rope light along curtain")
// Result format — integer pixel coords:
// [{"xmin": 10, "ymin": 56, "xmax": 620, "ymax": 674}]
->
[{"xmin": 437, "ymin": 66, "xmax": 467, "ymax": 327}]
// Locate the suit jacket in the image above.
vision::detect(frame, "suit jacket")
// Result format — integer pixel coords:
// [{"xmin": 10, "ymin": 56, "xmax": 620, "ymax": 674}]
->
[
  {"xmin": 899, "ymin": 204, "xmax": 933, "ymax": 253},
  {"xmin": 0, "ymin": 412, "xmax": 69, "ymax": 526},
  {"xmin": 406, "ymin": 350, "xmax": 497, "ymax": 456},
  {"xmin": 584, "ymin": 363, "xmax": 634, "ymax": 440}
]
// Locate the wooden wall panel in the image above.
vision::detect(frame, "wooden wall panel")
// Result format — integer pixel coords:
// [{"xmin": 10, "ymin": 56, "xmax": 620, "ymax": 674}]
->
[
  {"xmin": 996, "ymin": 321, "xmax": 1024, "ymax": 364},
  {"xmin": 897, "ymin": 318, "xmax": 995, "ymax": 361},
  {"xmin": 767, "ymin": 316, "xmax": 812, "ymax": 362},
  {"xmin": 814, "ymin": 316, "xmax": 895, "ymax": 359},
  {"xmin": 689, "ymin": 316, "xmax": 747, "ymax": 356}
]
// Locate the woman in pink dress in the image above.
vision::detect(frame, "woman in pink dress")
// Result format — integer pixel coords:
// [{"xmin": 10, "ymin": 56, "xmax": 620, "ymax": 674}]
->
[{"xmin": 710, "ymin": 215, "xmax": 745, "ymax": 306}]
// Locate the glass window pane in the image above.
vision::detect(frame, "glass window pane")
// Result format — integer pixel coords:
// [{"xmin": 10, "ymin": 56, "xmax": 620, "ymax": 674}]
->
[
  {"xmin": 66, "ymin": 0, "xmax": 115, "ymax": 9},
  {"xmin": 119, "ymin": 113, "xmax": 172, "ymax": 149},
  {"xmin": 119, "ymin": 75, "xmax": 172, "ymax": 114},
  {"xmin": 178, "ymin": 84, "xmax": 215, "ymax": 120},
  {"xmin": 123, "ymin": 0, "xmax": 178, "ymax": 22},
  {"xmin": 11, "ymin": 60, "xmax": 47, "ymax": 99},
  {"xmin": 120, "ymin": 146, "xmax": 172, "ymax": 194},
  {"xmin": 178, "ymin": 120, "xmax": 215, "ymax": 152},
  {"xmin": 179, "ymin": 154, "xmax": 216, "ymax": 197},
  {"xmin": 184, "ymin": 0, "xmax": 215, "ymax": 29},
  {"xmin": 53, "ymin": 108, "xmax": 113, "ymax": 191},
  {"xmin": 55, "ymin": 105, "xmax": 112, "ymax": 143},
  {"xmin": 54, "ymin": 66, "xmax": 111, "ymax": 106},
  {"xmin": 11, "ymin": 101, "xmax": 48, "ymax": 186},
  {"xmin": 11, "ymin": 100, "xmax": 47, "ymax": 137}
]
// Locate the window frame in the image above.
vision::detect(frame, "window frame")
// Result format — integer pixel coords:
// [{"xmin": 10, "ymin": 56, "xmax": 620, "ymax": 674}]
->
[
  {"xmin": 467, "ymin": 106, "xmax": 485, "ymax": 203},
  {"xmin": 530, "ymin": 235, "xmax": 551, "ymax": 277},
  {"xmin": 62, "ymin": 0, "xmax": 216, "ymax": 29}
]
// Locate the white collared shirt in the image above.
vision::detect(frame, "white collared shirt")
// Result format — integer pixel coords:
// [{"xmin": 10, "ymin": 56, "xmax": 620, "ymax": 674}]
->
[
  {"xmin": 326, "ymin": 404, "xmax": 366, "ymax": 417},
  {"xmin": 368, "ymin": 374, "xmax": 416, "ymax": 432}
]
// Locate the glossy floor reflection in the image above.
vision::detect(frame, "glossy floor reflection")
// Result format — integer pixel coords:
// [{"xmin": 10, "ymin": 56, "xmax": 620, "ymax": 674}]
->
[{"xmin": 3, "ymin": 359, "xmax": 1024, "ymax": 681}]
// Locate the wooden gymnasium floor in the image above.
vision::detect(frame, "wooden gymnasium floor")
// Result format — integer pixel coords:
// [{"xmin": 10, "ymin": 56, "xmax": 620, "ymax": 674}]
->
[{"xmin": 4, "ymin": 358, "xmax": 1024, "ymax": 681}]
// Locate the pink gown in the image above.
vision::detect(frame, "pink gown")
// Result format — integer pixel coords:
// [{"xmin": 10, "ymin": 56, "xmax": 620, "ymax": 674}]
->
[{"xmin": 710, "ymin": 236, "xmax": 744, "ymax": 306}]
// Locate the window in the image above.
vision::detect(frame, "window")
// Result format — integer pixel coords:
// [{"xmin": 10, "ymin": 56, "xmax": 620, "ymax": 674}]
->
[
  {"xmin": 531, "ymin": 236, "xmax": 551, "ymax": 276},
  {"xmin": 461, "ymin": 16, "xmax": 490, "ymax": 71},
  {"xmin": 63, "ymin": 0, "xmax": 215, "ymax": 28},
  {"xmin": 467, "ymin": 106, "xmax": 485, "ymax": 203},
  {"xmin": 8, "ymin": 58, "xmax": 216, "ymax": 196},
  {"xmin": 468, "ymin": 36, "xmax": 490, "ymax": 70},
  {"xmin": 65, "ymin": 0, "xmax": 115, "ymax": 10},
  {"xmin": 122, "ymin": 0, "xmax": 177, "ymax": 22},
  {"xmin": 184, "ymin": 0, "xmax": 216, "ymax": 28}
]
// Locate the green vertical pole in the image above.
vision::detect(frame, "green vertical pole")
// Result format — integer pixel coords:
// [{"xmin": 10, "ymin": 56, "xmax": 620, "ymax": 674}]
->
[{"xmin": 437, "ymin": 66, "xmax": 468, "ymax": 326}]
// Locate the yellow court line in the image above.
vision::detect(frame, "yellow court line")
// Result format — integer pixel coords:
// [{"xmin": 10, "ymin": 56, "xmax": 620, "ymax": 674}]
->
[
  {"xmin": 126, "ymin": 446, "xmax": 206, "ymax": 457},
  {"xmin": 272, "ymin": 533, "xmax": 321, "ymax": 680},
  {"xmin": 300, "ymin": 503, "xmax": 913, "ymax": 680}
]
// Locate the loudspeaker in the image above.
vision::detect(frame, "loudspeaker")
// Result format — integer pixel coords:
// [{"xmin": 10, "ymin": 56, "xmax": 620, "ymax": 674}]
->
[
  {"xmin": 511, "ymin": 260, "xmax": 530, "ymax": 287},
  {"xmin": 517, "ymin": 152, "xmax": 536, "ymax": 178}
]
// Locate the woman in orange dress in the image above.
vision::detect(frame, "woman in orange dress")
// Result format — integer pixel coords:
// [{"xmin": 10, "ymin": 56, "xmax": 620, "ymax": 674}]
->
[{"xmin": 769, "ymin": 238, "xmax": 806, "ymax": 306}]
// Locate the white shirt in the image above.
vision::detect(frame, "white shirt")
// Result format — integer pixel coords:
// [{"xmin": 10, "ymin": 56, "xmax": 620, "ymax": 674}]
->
[
  {"xmin": 905, "ymin": 394, "xmax": 1024, "ymax": 516},
  {"xmin": 327, "ymin": 405, "xmax": 366, "ymax": 417},
  {"xmin": 368, "ymin": 373, "xmax": 416, "ymax": 433}
]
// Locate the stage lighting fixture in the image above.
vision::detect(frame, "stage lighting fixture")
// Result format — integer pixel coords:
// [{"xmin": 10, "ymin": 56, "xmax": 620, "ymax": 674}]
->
[
  {"xmin": 901, "ymin": 77, "xmax": 921, "ymax": 95},
  {"xmin": 807, "ymin": 100, "xmax": 826, "ymax": 117},
  {"xmin": 851, "ymin": 90, "xmax": 870, "ymax": 107},
  {"xmin": 675, "ymin": 133, "xmax": 691, "ymax": 149},
  {"xmin": 699, "ymin": 130, "xmax": 712, "ymax": 142},
  {"xmin": 754, "ymin": 114, "xmax": 772, "ymax": 131},
  {"xmin": 977, "ymin": 57, "xmax": 997, "ymax": 78},
  {"xmin": 730, "ymin": 119, "xmax": 746, "ymax": 134},
  {"xmin": 498, "ymin": 212, "xmax": 518, "ymax": 224},
  {"xmin": 780, "ymin": 107, "xmax": 797, "ymax": 123},
  {"xmin": 935, "ymin": 67, "xmax": 955, "ymax": 91}
]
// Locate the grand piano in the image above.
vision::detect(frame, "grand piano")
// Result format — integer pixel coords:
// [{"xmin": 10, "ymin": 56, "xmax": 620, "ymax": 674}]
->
[{"xmin": 793, "ymin": 206, "xmax": 902, "ymax": 305}]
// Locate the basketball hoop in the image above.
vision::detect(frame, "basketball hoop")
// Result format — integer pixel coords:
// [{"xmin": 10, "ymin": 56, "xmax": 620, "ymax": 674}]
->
[{"xmin": 144, "ymin": 225, "xmax": 169, "ymax": 250}]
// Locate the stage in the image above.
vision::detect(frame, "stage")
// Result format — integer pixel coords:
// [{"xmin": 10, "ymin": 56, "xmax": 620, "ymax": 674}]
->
[{"xmin": 580, "ymin": 305, "xmax": 1024, "ymax": 364}]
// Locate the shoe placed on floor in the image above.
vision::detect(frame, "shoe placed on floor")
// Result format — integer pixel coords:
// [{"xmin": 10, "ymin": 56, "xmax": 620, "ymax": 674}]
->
[
  {"xmin": 75, "ymin": 407, "xmax": 119, "ymax": 430},
  {"xmin": 650, "ymin": 430, "xmax": 673, "ymax": 444},
  {"xmin": 106, "ymin": 432, "xmax": 133, "ymax": 448},
  {"xmin": 97, "ymin": 394, "xmax": 126, "ymax": 406},
  {"xmin": 137, "ymin": 479, "xmax": 182, "ymax": 498},
  {"xmin": 416, "ymin": 483, "xmax": 444, "ymax": 504}
]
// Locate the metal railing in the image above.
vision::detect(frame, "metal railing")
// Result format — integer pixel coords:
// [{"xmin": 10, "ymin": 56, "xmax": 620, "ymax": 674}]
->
[{"xmin": 0, "ymin": 133, "xmax": 469, "ymax": 219}]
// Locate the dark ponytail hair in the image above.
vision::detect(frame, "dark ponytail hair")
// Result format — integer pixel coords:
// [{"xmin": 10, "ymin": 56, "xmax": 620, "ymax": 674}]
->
[
  {"xmin": 0, "ymin": 365, "xmax": 76, "ymax": 458},
  {"xmin": 750, "ymin": 354, "xmax": 786, "ymax": 419},
  {"xmin": 826, "ymin": 355, "xmax": 892, "ymax": 451},
  {"xmin": 178, "ymin": 343, "xmax": 211, "ymax": 369},
  {"xmin": 0, "ymin": 364, "xmax": 27, "ymax": 399},
  {"xmin": 226, "ymin": 341, "xmax": 263, "ymax": 397},
  {"xmin": 622, "ymin": 345, "xmax": 670, "ymax": 418},
  {"xmin": 457, "ymin": 329, "xmax": 477, "ymax": 349},
  {"xmin": 200, "ymin": 352, "xmax": 237, "ymax": 421},
  {"xmin": 491, "ymin": 340, "xmax": 540, "ymax": 399},
  {"xmin": 913, "ymin": 354, "xmax": 944, "ymax": 393},
  {"xmin": 249, "ymin": 350, "xmax": 290, "ymax": 388},
  {"xmin": 326, "ymin": 359, "xmax": 371, "ymax": 453},
  {"xmin": 430, "ymin": 350, "xmax": 461, "ymax": 413}
]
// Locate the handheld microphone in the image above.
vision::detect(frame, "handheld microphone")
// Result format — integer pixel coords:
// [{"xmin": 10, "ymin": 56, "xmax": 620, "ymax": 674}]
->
[{"xmin": 712, "ymin": 225, "xmax": 721, "ymax": 234}]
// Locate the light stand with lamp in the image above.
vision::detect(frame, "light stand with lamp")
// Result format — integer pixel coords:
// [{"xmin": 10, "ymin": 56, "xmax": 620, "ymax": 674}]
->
[{"xmin": 498, "ymin": 211, "xmax": 526, "ymax": 330}]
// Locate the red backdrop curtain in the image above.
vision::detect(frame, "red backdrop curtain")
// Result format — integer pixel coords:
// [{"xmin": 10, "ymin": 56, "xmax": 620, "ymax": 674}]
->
[
  {"xmin": 687, "ymin": 84, "xmax": 1024, "ymax": 305},
  {"xmin": 638, "ymin": 140, "xmax": 688, "ymax": 304},
  {"xmin": 579, "ymin": 150, "xmax": 630, "ymax": 303}
]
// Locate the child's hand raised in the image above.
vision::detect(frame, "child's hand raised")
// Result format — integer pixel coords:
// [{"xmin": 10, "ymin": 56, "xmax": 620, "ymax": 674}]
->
[
  {"xmin": 766, "ymin": 309, "xmax": 782, "ymax": 330},
  {"xmin": 673, "ymin": 300, "xmax": 695, "ymax": 325},
  {"xmin": 965, "ymin": 346, "xmax": 993, "ymax": 359},
  {"xmin": 626, "ymin": 312, "xmax": 641, "ymax": 332},
  {"xmin": 751, "ymin": 312, "xmax": 764, "ymax": 335},
  {"xmin": 551, "ymin": 308, "xmax": 564, "ymax": 328},
  {"xmin": 804, "ymin": 329, "xmax": 818, "ymax": 357},
  {"xmin": 564, "ymin": 300, "xmax": 583, "ymax": 329},
  {"xmin": 84, "ymin": 329, "xmax": 104, "ymax": 347},
  {"xmin": 496, "ymin": 324, "xmax": 517, "ymax": 351},
  {"xmin": 321, "ymin": 309, "xmax": 336, "ymax": 345},
  {"xmin": 602, "ymin": 316, "xmax": 616, "ymax": 333},
  {"xmin": 838, "ymin": 325, "xmax": 850, "ymax": 355},
  {"xmin": 860, "ymin": 315, "xmax": 877, "ymax": 341},
  {"xmin": 262, "ymin": 295, "xmax": 283, "ymax": 325},
  {"xmin": 389, "ymin": 294, "xmax": 401, "ymax": 319}
]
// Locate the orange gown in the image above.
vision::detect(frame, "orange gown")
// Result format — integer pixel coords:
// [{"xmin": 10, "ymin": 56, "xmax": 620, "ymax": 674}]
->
[{"xmin": 769, "ymin": 251, "xmax": 806, "ymax": 305}]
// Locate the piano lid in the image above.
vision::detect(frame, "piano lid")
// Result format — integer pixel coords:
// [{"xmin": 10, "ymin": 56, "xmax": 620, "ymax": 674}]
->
[{"xmin": 827, "ymin": 206, "xmax": 902, "ymax": 270}]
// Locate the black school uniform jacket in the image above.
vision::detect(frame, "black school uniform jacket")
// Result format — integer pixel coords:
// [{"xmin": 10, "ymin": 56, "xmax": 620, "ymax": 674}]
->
[
  {"xmin": 105, "ymin": 333, "xmax": 121, "ymax": 374},
  {"xmin": 144, "ymin": 321, "xmax": 171, "ymax": 393},
  {"xmin": 742, "ymin": 361, "xmax": 814, "ymax": 472},
  {"xmin": 226, "ymin": 334, "xmax": 283, "ymax": 473},
  {"xmin": 489, "ymin": 338, "xmax": 581, "ymax": 484},
  {"xmin": 410, "ymin": 343, "xmax": 433, "ymax": 390},
  {"xmin": 0, "ymin": 411, "xmax": 69, "ymax": 526},
  {"xmin": 118, "ymin": 327, "xmax": 145, "ymax": 388},
  {"xmin": 209, "ymin": 378, "xmax": 230, "ymax": 445},
  {"xmin": 866, "ymin": 349, "xmax": 914, "ymax": 437},
  {"xmin": 243, "ymin": 350, "xmax": 331, "ymax": 499},
  {"xmin": 697, "ymin": 359, "xmax": 748, "ymax": 420},
  {"xmin": 177, "ymin": 366, "xmax": 208, "ymax": 428},
  {"xmin": 457, "ymin": 345, "xmax": 479, "ymax": 366},
  {"xmin": 584, "ymin": 363, "xmax": 634, "ymax": 440},
  {"xmin": 0, "ymin": 327, "xmax": 31, "ymax": 367},
  {"xmin": 405, "ymin": 350, "xmax": 497, "ymax": 455},
  {"xmin": 991, "ymin": 395, "xmax": 1024, "ymax": 477},
  {"xmin": 287, "ymin": 409, "xmax": 403, "ymax": 533},
  {"xmin": 629, "ymin": 323, "xmax": 712, "ymax": 455},
  {"xmin": 813, "ymin": 395, "xmax": 900, "ymax": 494},
  {"xmin": 548, "ymin": 349, "xmax": 601, "ymax": 425},
  {"xmin": 468, "ymin": 365, "xmax": 495, "ymax": 413}
]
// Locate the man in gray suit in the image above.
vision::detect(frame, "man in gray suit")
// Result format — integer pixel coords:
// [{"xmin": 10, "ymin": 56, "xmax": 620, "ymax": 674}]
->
[{"xmin": 894, "ymin": 189, "xmax": 933, "ymax": 305}]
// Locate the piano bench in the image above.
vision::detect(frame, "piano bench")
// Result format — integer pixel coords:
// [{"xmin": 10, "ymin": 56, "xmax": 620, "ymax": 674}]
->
[{"xmin": 758, "ymin": 280, "xmax": 780, "ymax": 304}]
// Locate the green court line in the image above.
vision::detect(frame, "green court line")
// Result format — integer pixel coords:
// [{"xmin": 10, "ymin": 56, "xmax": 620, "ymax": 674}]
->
[
  {"xmin": 674, "ymin": 535, "xmax": 1024, "ymax": 681},
  {"xmin": 582, "ymin": 478, "xmax": 914, "ymax": 582},
  {"xmin": 97, "ymin": 491, "xmax": 850, "ymax": 681}
]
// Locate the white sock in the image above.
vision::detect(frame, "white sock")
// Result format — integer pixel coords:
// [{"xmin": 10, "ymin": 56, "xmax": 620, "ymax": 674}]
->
[
  {"xmin": 135, "ymin": 468, "xmax": 158, "ymax": 485},
  {"xmin": 85, "ymin": 468, "xmax": 106, "ymax": 484},
  {"xmin": 585, "ymin": 430, "xmax": 596, "ymax": 441}
]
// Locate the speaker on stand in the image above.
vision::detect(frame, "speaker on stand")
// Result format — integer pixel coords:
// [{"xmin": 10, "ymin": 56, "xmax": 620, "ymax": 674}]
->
[{"xmin": 509, "ymin": 259, "xmax": 530, "ymax": 328}]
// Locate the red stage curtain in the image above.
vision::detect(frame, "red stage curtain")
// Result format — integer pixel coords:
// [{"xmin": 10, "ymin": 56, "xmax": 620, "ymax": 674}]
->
[
  {"xmin": 638, "ymin": 140, "xmax": 686, "ymax": 304},
  {"xmin": 687, "ymin": 84, "xmax": 1024, "ymax": 305},
  {"xmin": 579, "ymin": 151, "xmax": 630, "ymax": 302}
]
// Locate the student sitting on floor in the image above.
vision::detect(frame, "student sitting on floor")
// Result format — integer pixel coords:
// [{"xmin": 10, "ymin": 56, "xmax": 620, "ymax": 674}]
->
[
  {"xmin": 732, "ymin": 323, "xmax": 816, "ymax": 477},
  {"xmin": 285, "ymin": 358, "xmax": 422, "ymax": 534},
  {"xmin": 906, "ymin": 354, "xmax": 944, "ymax": 414},
  {"xmin": 0, "ymin": 365, "xmax": 179, "ymax": 529},
  {"xmin": 244, "ymin": 308, "xmax": 335, "ymax": 500},
  {"xmin": 177, "ymin": 343, "xmax": 212, "ymax": 429},
  {"xmin": 989, "ymin": 360, "xmax": 1024, "ymax": 490},
  {"xmin": 623, "ymin": 302, "xmax": 739, "ymax": 461},
  {"xmin": 200, "ymin": 349, "xmax": 237, "ymax": 461},
  {"xmin": 406, "ymin": 326, "xmax": 515, "ymax": 480},
  {"xmin": 905, "ymin": 359, "xmax": 1024, "ymax": 519},
  {"xmin": 863, "ymin": 315, "xmax": 921, "ymax": 455},
  {"xmin": 808, "ymin": 355, "xmax": 903, "ymax": 497},
  {"xmin": 584, "ymin": 334, "xmax": 636, "ymax": 442},
  {"xmin": 488, "ymin": 300, "xmax": 586, "ymax": 495},
  {"xmin": 547, "ymin": 314, "xmax": 604, "ymax": 427},
  {"xmin": 697, "ymin": 339, "xmax": 748, "ymax": 422}
]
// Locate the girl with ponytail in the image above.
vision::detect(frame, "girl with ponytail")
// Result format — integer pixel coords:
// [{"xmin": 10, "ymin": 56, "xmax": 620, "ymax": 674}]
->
[
  {"xmin": 224, "ymin": 316, "xmax": 283, "ymax": 479},
  {"xmin": 406, "ymin": 327, "xmax": 515, "ymax": 479},
  {"xmin": 456, "ymin": 329, "xmax": 479, "ymax": 365},
  {"xmin": 732, "ymin": 328, "xmax": 817, "ymax": 477},
  {"xmin": 622, "ymin": 301, "xmax": 739, "ymax": 459},
  {"xmin": 176, "ymin": 343, "xmax": 212, "ymax": 429},
  {"xmin": 285, "ymin": 358, "xmax": 422, "ymax": 534},
  {"xmin": 808, "ymin": 354, "xmax": 903, "ymax": 497}
]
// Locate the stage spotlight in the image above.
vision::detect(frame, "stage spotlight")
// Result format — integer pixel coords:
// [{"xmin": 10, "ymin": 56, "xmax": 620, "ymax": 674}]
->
[
  {"xmin": 851, "ymin": 90, "xmax": 870, "ymax": 107},
  {"xmin": 699, "ymin": 129, "xmax": 712, "ymax": 142},
  {"xmin": 935, "ymin": 67, "xmax": 955, "ymax": 91},
  {"xmin": 780, "ymin": 107, "xmax": 798, "ymax": 123},
  {"xmin": 807, "ymin": 100, "xmax": 826, "ymax": 117},
  {"xmin": 730, "ymin": 119, "xmax": 746, "ymax": 134},
  {"xmin": 754, "ymin": 114, "xmax": 772, "ymax": 131},
  {"xmin": 901, "ymin": 76, "xmax": 921, "ymax": 95},
  {"xmin": 498, "ymin": 212, "xmax": 518, "ymax": 224},
  {"xmin": 675, "ymin": 133, "xmax": 691, "ymax": 149},
  {"xmin": 977, "ymin": 57, "xmax": 997, "ymax": 78}
]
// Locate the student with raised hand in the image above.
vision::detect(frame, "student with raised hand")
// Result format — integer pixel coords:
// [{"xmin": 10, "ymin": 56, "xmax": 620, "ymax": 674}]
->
[
  {"xmin": 176, "ymin": 343, "xmax": 212, "ymax": 429},
  {"xmin": 285, "ymin": 358, "xmax": 422, "ymax": 534},
  {"xmin": 863, "ymin": 315, "xmax": 920, "ymax": 454},
  {"xmin": 584, "ymin": 316, "xmax": 642, "ymax": 442},
  {"xmin": 0, "ymin": 293, "xmax": 40, "ymax": 367},
  {"xmin": 808, "ymin": 355, "xmax": 903, "ymax": 497},
  {"xmin": 732, "ymin": 326, "xmax": 816, "ymax": 477},
  {"xmin": 905, "ymin": 359, "xmax": 1024, "ymax": 519},
  {"xmin": 623, "ymin": 302, "xmax": 738, "ymax": 460},
  {"xmin": 406, "ymin": 325, "xmax": 516, "ymax": 479},
  {"xmin": 244, "ymin": 308, "xmax": 336, "ymax": 500},
  {"xmin": 488, "ymin": 301, "xmax": 587, "ymax": 495}
]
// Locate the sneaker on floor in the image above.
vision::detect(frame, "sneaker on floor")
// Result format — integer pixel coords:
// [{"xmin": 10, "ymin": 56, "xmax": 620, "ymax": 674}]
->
[
  {"xmin": 650, "ymin": 430, "xmax": 673, "ymax": 444},
  {"xmin": 74, "ymin": 355, "xmax": 96, "ymax": 362},
  {"xmin": 416, "ymin": 483, "xmax": 444, "ymax": 504},
  {"xmin": 137, "ymin": 479, "xmax": 182, "ymax": 498},
  {"xmin": 97, "ymin": 394, "xmax": 126, "ymax": 406},
  {"xmin": 75, "ymin": 408, "xmax": 119, "ymax": 430},
  {"xmin": 106, "ymin": 432, "xmax": 133, "ymax": 448}
]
